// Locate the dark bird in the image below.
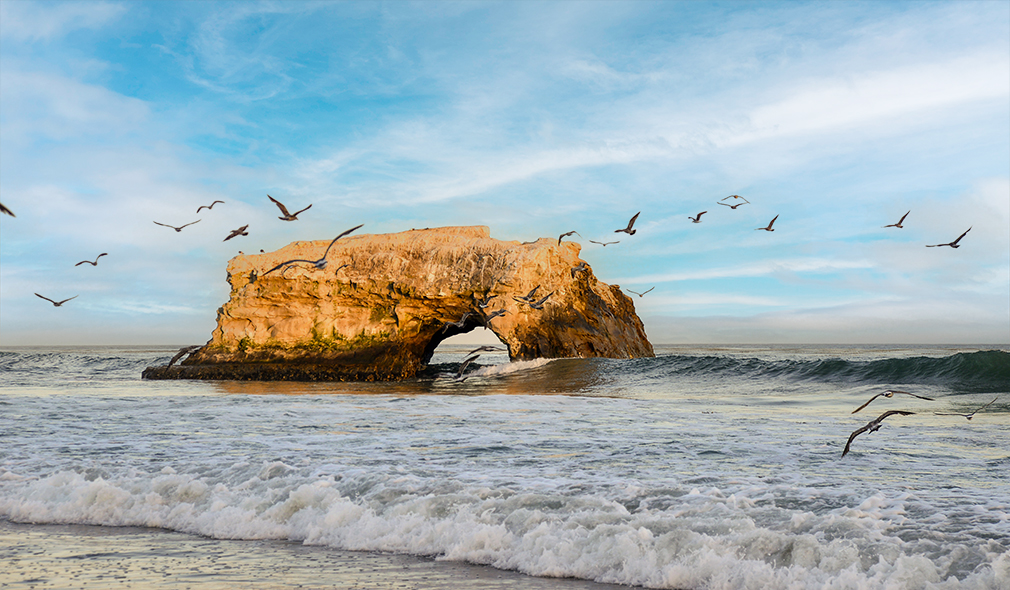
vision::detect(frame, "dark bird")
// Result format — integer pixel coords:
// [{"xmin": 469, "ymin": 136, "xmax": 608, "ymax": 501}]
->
[
  {"xmin": 558, "ymin": 230, "xmax": 580, "ymax": 245},
  {"xmin": 168, "ymin": 345, "xmax": 201, "ymax": 368},
  {"xmin": 0, "ymin": 202, "xmax": 13, "ymax": 217},
  {"xmin": 842, "ymin": 410, "xmax": 916, "ymax": 457},
  {"xmin": 35, "ymin": 293, "xmax": 78, "ymax": 307},
  {"xmin": 196, "ymin": 200, "xmax": 224, "ymax": 213},
  {"xmin": 571, "ymin": 261, "xmax": 589, "ymax": 278},
  {"xmin": 935, "ymin": 396, "xmax": 998, "ymax": 420},
  {"xmin": 755, "ymin": 215, "xmax": 779, "ymax": 231},
  {"xmin": 526, "ymin": 291, "xmax": 554, "ymax": 310},
  {"xmin": 513, "ymin": 286, "xmax": 540, "ymax": 304},
  {"xmin": 688, "ymin": 211, "xmax": 707, "ymax": 223},
  {"xmin": 268, "ymin": 195, "xmax": 312, "ymax": 221},
  {"xmin": 75, "ymin": 253, "xmax": 108, "ymax": 267},
  {"xmin": 455, "ymin": 354, "xmax": 480, "ymax": 382},
  {"xmin": 476, "ymin": 293, "xmax": 498, "ymax": 309},
  {"xmin": 262, "ymin": 224, "xmax": 363, "ymax": 276},
  {"xmin": 154, "ymin": 220, "xmax": 201, "ymax": 232},
  {"xmin": 883, "ymin": 211, "xmax": 909, "ymax": 229},
  {"xmin": 589, "ymin": 240, "xmax": 619, "ymax": 246},
  {"xmin": 482, "ymin": 309, "xmax": 507, "ymax": 324},
  {"xmin": 718, "ymin": 201, "xmax": 747, "ymax": 210},
  {"xmin": 721, "ymin": 195, "xmax": 750, "ymax": 203},
  {"xmin": 627, "ymin": 287, "xmax": 654, "ymax": 297},
  {"xmin": 615, "ymin": 212, "xmax": 640, "ymax": 235},
  {"xmin": 926, "ymin": 227, "xmax": 971, "ymax": 248},
  {"xmin": 851, "ymin": 389, "xmax": 934, "ymax": 414},
  {"xmin": 441, "ymin": 312, "xmax": 474, "ymax": 333},
  {"xmin": 223, "ymin": 225, "xmax": 249, "ymax": 241},
  {"xmin": 467, "ymin": 345, "xmax": 505, "ymax": 356}
]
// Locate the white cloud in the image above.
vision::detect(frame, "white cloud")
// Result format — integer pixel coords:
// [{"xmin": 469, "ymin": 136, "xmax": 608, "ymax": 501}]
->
[
  {"xmin": 0, "ymin": 1, "xmax": 125, "ymax": 42},
  {"xmin": 614, "ymin": 258, "xmax": 875, "ymax": 285}
]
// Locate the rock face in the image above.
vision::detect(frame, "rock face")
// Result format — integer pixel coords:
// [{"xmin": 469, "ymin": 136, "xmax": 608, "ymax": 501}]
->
[{"xmin": 143, "ymin": 226, "xmax": 653, "ymax": 381}]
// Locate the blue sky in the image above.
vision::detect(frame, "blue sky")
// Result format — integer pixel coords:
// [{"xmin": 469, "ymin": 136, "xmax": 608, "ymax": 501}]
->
[{"xmin": 1, "ymin": 0, "xmax": 1008, "ymax": 345}]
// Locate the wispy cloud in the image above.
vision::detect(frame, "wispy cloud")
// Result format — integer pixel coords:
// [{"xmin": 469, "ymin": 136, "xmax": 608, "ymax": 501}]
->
[
  {"xmin": 0, "ymin": 1, "xmax": 125, "ymax": 42},
  {"xmin": 615, "ymin": 258, "xmax": 876, "ymax": 285}
]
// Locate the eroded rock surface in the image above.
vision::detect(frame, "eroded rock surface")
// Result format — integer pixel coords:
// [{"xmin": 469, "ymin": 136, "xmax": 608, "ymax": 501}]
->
[{"xmin": 143, "ymin": 226, "xmax": 653, "ymax": 381}]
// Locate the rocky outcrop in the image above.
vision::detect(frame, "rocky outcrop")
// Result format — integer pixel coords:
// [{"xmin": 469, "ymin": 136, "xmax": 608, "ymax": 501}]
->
[{"xmin": 143, "ymin": 226, "xmax": 653, "ymax": 381}]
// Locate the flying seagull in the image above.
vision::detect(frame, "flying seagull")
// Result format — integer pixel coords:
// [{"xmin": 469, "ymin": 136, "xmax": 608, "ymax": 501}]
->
[
  {"xmin": 935, "ymin": 396, "xmax": 998, "ymax": 420},
  {"xmin": 223, "ymin": 225, "xmax": 249, "ymax": 241},
  {"xmin": 926, "ymin": 227, "xmax": 971, "ymax": 248},
  {"xmin": 35, "ymin": 293, "xmax": 78, "ymax": 307},
  {"xmin": 441, "ymin": 312, "xmax": 474, "ymax": 333},
  {"xmin": 168, "ymin": 345, "xmax": 201, "ymax": 368},
  {"xmin": 883, "ymin": 211, "xmax": 909, "ymax": 229},
  {"xmin": 571, "ymin": 261, "xmax": 589, "ymax": 278},
  {"xmin": 842, "ymin": 410, "xmax": 916, "ymax": 458},
  {"xmin": 851, "ymin": 389, "xmax": 934, "ymax": 414},
  {"xmin": 513, "ymin": 286, "xmax": 540, "ymax": 304},
  {"xmin": 268, "ymin": 195, "xmax": 312, "ymax": 221},
  {"xmin": 262, "ymin": 224, "xmax": 363, "ymax": 276},
  {"xmin": 0, "ymin": 202, "xmax": 13, "ymax": 217},
  {"xmin": 154, "ymin": 220, "xmax": 201, "ymax": 232},
  {"xmin": 526, "ymin": 291, "xmax": 554, "ymax": 310},
  {"xmin": 482, "ymin": 308, "xmax": 507, "ymax": 325},
  {"xmin": 475, "ymin": 293, "xmax": 498, "ymax": 309},
  {"xmin": 196, "ymin": 200, "xmax": 224, "ymax": 213},
  {"xmin": 688, "ymin": 211, "xmax": 707, "ymax": 223},
  {"xmin": 755, "ymin": 215, "xmax": 779, "ymax": 231},
  {"xmin": 721, "ymin": 195, "xmax": 750, "ymax": 203},
  {"xmin": 558, "ymin": 230, "xmax": 580, "ymax": 245},
  {"xmin": 75, "ymin": 253, "xmax": 108, "ymax": 267},
  {"xmin": 455, "ymin": 354, "xmax": 480, "ymax": 382},
  {"xmin": 589, "ymin": 240, "xmax": 619, "ymax": 246},
  {"xmin": 718, "ymin": 201, "xmax": 747, "ymax": 210},
  {"xmin": 627, "ymin": 287, "xmax": 654, "ymax": 297},
  {"xmin": 467, "ymin": 345, "xmax": 505, "ymax": 356},
  {"xmin": 615, "ymin": 212, "xmax": 641, "ymax": 235}
]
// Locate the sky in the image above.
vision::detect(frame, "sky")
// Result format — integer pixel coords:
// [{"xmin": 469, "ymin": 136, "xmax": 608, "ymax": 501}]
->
[{"xmin": 1, "ymin": 0, "xmax": 1008, "ymax": 346}]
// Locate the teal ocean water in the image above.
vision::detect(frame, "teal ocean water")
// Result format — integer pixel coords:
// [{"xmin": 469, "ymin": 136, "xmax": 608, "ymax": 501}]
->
[{"xmin": 1, "ymin": 345, "xmax": 1008, "ymax": 589}]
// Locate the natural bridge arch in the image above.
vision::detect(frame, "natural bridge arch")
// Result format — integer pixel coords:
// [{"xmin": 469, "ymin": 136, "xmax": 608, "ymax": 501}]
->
[{"xmin": 144, "ymin": 226, "xmax": 653, "ymax": 381}]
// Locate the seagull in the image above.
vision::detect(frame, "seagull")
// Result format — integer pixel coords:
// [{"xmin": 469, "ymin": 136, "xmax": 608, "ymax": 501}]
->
[
  {"xmin": 467, "ymin": 345, "xmax": 505, "ymax": 356},
  {"xmin": 35, "ymin": 293, "xmax": 78, "ymax": 307},
  {"xmin": 223, "ymin": 225, "xmax": 249, "ymax": 241},
  {"xmin": 883, "ymin": 211, "xmax": 909, "ymax": 229},
  {"xmin": 154, "ymin": 220, "xmax": 200, "ymax": 232},
  {"xmin": 755, "ymin": 215, "xmax": 779, "ymax": 231},
  {"xmin": 268, "ymin": 195, "xmax": 312, "ymax": 221},
  {"xmin": 571, "ymin": 261, "xmax": 589, "ymax": 278},
  {"xmin": 851, "ymin": 389, "xmax": 934, "ymax": 414},
  {"xmin": 935, "ymin": 396, "xmax": 998, "ymax": 420},
  {"xmin": 721, "ymin": 195, "xmax": 750, "ymax": 203},
  {"xmin": 926, "ymin": 227, "xmax": 971, "ymax": 248},
  {"xmin": 0, "ymin": 202, "xmax": 13, "ymax": 217},
  {"xmin": 475, "ymin": 293, "xmax": 498, "ymax": 309},
  {"xmin": 168, "ymin": 345, "xmax": 201, "ymax": 367},
  {"xmin": 513, "ymin": 286, "xmax": 540, "ymax": 303},
  {"xmin": 262, "ymin": 224, "xmax": 363, "ymax": 276},
  {"xmin": 441, "ymin": 312, "xmax": 474, "ymax": 333},
  {"xmin": 627, "ymin": 287, "xmax": 654, "ymax": 297},
  {"xmin": 589, "ymin": 240, "xmax": 619, "ymax": 246},
  {"xmin": 526, "ymin": 291, "xmax": 554, "ymax": 310},
  {"xmin": 196, "ymin": 200, "xmax": 224, "ymax": 213},
  {"xmin": 842, "ymin": 410, "xmax": 916, "ymax": 457},
  {"xmin": 75, "ymin": 253, "xmax": 108, "ymax": 267},
  {"xmin": 688, "ymin": 211, "xmax": 707, "ymax": 223},
  {"xmin": 615, "ymin": 212, "xmax": 640, "ymax": 235},
  {"xmin": 482, "ymin": 309, "xmax": 507, "ymax": 324},
  {"xmin": 718, "ymin": 201, "xmax": 747, "ymax": 210},
  {"xmin": 558, "ymin": 230, "xmax": 580, "ymax": 245},
  {"xmin": 455, "ymin": 354, "xmax": 480, "ymax": 382}
]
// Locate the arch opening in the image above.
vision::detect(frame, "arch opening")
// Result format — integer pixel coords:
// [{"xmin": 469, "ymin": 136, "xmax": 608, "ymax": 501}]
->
[{"xmin": 421, "ymin": 317, "xmax": 507, "ymax": 366}]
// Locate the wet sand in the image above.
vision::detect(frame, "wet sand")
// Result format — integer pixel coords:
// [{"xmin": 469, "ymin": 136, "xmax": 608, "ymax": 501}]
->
[{"xmin": 0, "ymin": 520, "xmax": 639, "ymax": 589}]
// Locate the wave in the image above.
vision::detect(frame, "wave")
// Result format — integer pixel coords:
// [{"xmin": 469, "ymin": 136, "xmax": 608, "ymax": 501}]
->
[{"xmin": 644, "ymin": 350, "xmax": 1010, "ymax": 393}]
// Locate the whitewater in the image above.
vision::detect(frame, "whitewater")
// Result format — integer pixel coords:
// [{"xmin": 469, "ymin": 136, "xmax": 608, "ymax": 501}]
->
[{"xmin": 1, "ymin": 344, "xmax": 1008, "ymax": 589}]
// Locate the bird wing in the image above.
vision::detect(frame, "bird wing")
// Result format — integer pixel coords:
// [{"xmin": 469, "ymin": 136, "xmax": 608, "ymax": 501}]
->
[
  {"xmin": 263, "ymin": 259, "xmax": 314, "ymax": 275},
  {"xmin": 35, "ymin": 293, "xmax": 58, "ymax": 304},
  {"xmin": 698, "ymin": 211, "xmax": 707, "ymax": 218},
  {"xmin": 533, "ymin": 292, "xmax": 554, "ymax": 306},
  {"xmin": 153, "ymin": 221, "xmax": 175, "ymax": 229},
  {"xmin": 626, "ymin": 212, "xmax": 640, "ymax": 230},
  {"xmin": 877, "ymin": 410, "xmax": 916, "ymax": 421},
  {"xmin": 322, "ymin": 224, "xmax": 364, "ymax": 258},
  {"xmin": 951, "ymin": 227, "xmax": 971, "ymax": 245},
  {"xmin": 842, "ymin": 423, "xmax": 871, "ymax": 457},
  {"xmin": 0, "ymin": 202, "xmax": 14, "ymax": 216},
  {"xmin": 890, "ymin": 390, "xmax": 934, "ymax": 401},
  {"xmin": 768, "ymin": 215, "xmax": 778, "ymax": 228},
  {"xmin": 851, "ymin": 393, "xmax": 883, "ymax": 414},
  {"xmin": 268, "ymin": 195, "xmax": 291, "ymax": 216},
  {"xmin": 898, "ymin": 211, "xmax": 909, "ymax": 224},
  {"xmin": 291, "ymin": 204, "xmax": 313, "ymax": 217},
  {"xmin": 57, "ymin": 295, "xmax": 79, "ymax": 305},
  {"xmin": 178, "ymin": 220, "xmax": 201, "ymax": 229},
  {"xmin": 718, "ymin": 201, "xmax": 732, "ymax": 207},
  {"xmin": 74, "ymin": 260, "xmax": 91, "ymax": 266},
  {"xmin": 642, "ymin": 286, "xmax": 655, "ymax": 295}
]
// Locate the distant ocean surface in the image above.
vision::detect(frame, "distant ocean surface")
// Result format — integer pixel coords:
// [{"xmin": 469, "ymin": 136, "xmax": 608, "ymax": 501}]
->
[{"xmin": 1, "ymin": 344, "xmax": 1008, "ymax": 589}]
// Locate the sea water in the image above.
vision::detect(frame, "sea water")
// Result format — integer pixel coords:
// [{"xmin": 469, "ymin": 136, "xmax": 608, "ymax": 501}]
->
[{"xmin": 0, "ymin": 345, "xmax": 1008, "ymax": 589}]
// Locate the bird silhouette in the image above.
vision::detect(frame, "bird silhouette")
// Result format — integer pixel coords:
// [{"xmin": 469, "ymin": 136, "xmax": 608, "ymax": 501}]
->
[
  {"xmin": 755, "ymin": 215, "xmax": 779, "ymax": 231},
  {"xmin": 842, "ymin": 410, "xmax": 915, "ymax": 457},
  {"xmin": 926, "ymin": 227, "xmax": 971, "ymax": 248},
  {"xmin": 262, "ymin": 224, "xmax": 363, "ymax": 276},
  {"xmin": 571, "ymin": 261, "xmax": 589, "ymax": 278},
  {"xmin": 0, "ymin": 202, "xmax": 14, "ymax": 217},
  {"xmin": 223, "ymin": 225, "xmax": 249, "ymax": 241},
  {"xmin": 935, "ymin": 396, "xmax": 998, "ymax": 420},
  {"xmin": 455, "ymin": 354, "xmax": 481, "ymax": 382},
  {"xmin": 615, "ymin": 212, "xmax": 640, "ymax": 235},
  {"xmin": 558, "ymin": 230, "xmax": 580, "ymax": 245},
  {"xmin": 481, "ymin": 308, "xmax": 507, "ymax": 325},
  {"xmin": 168, "ymin": 345, "xmax": 201, "ymax": 367},
  {"xmin": 883, "ymin": 211, "xmax": 909, "ymax": 229},
  {"xmin": 35, "ymin": 293, "xmax": 78, "ymax": 307},
  {"xmin": 196, "ymin": 200, "xmax": 224, "ymax": 213},
  {"xmin": 75, "ymin": 253, "xmax": 108, "ymax": 267},
  {"xmin": 851, "ymin": 389, "xmax": 934, "ymax": 414},
  {"xmin": 627, "ymin": 287, "xmax": 654, "ymax": 297},
  {"xmin": 154, "ymin": 220, "xmax": 200, "ymax": 232},
  {"xmin": 441, "ymin": 312, "xmax": 474, "ymax": 333},
  {"xmin": 721, "ymin": 195, "xmax": 750, "ymax": 203},
  {"xmin": 467, "ymin": 345, "xmax": 505, "ymax": 356},
  {"xmin": 689, "ymin": 211, "xmax": 707, "ymax": 223},
  {"xmin": 589, "ymin": 240, "xmax": 619, "ymax": 246},
  {"xmin": 718, "ymin": 201, "xmax": 746, "ymax": 209},
  {"xmin": 268, "ymin": 195, "xmax": 312, "ymax": 221}
]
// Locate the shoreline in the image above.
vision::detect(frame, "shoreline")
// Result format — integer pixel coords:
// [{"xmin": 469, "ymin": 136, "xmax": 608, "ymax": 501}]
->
[{"xmin": 0, "ymin": 520, "xmax": 641, "ymax": 590}]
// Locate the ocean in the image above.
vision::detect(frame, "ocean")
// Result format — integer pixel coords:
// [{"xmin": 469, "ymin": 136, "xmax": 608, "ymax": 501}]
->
[{"xmin": 1, "ymin": 344, "xmax": 1008, "ymax": 589}]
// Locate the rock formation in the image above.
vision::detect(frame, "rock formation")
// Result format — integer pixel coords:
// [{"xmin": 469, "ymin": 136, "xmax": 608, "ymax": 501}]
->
[{"xmin": 143, "ymin": 226, "xmax": 653, "ymax": 381}]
